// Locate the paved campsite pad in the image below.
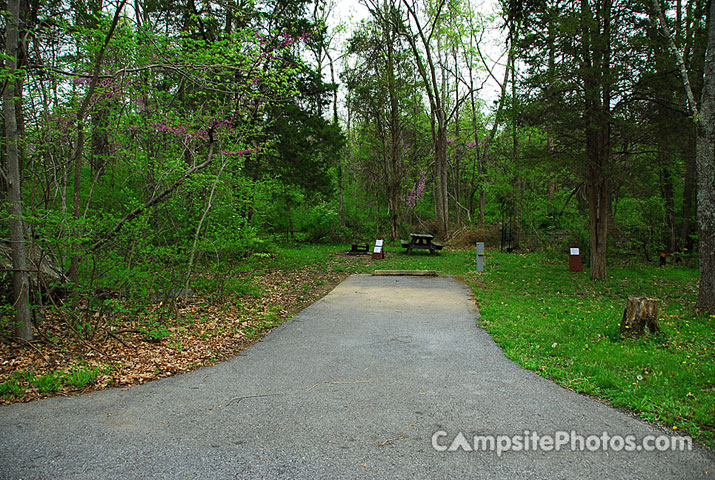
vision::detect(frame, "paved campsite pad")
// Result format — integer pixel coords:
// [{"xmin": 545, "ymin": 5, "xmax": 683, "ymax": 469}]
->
[{"xmin": 1, "ymin": 274, "xmax": 713, "ymax": 478}]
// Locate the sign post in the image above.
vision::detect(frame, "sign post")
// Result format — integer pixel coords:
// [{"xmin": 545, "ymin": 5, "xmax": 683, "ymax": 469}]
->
[
  {"xmin": 372, "ymin": 238, "xmax": 384, "ymax": 260},
  {"xmin": 569, "ymin": 246, "xmax": 583, "ymax": 272},
  {"xmin": 476, "ymin": 242, "xmax": 485, "ymax": 273}
]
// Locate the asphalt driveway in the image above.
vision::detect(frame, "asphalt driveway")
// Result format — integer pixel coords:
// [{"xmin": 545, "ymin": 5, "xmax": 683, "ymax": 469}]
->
[{"xmin": 1, "ymin": 274, "xmax": 712, "ymax": 479}]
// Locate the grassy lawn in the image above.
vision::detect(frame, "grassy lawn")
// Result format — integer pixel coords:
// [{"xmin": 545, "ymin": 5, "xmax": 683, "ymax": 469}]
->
[
  {"xmin": 273, "ymin": 243, "xmax": 713, "ymax": 447},
  {"xmin": 470, "ymin": 252, "xmax": 713, "ymax": 448}
]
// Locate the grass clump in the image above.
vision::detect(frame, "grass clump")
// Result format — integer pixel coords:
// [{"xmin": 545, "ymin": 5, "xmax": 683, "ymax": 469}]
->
[
  {"xmin": 63, "ymin": 366, "xmax": 101, "ymax": 389},
  {"xmin": 0, "ymin": 365, "xmax": 108, "ymax": 399},
  {"xmin": 32, "ymin": 372, "xmax": 63, "ymax": 394}
]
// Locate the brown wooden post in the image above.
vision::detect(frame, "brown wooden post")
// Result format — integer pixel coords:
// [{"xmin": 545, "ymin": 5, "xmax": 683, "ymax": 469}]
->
[
  {"xmin": 372, "ymin": 238, "xmax": 384, "ymax": 260},
  {"xmin": 569, "ymin": 246, "xmax": 583, "ymax": 272}
]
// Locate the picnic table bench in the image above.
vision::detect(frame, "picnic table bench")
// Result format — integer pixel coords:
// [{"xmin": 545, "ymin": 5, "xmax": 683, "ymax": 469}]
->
[
  {"xmin": 401, "ymin": 233, "xmax": 443, "ymax": 255},
  {"xmin": 350, "ymin": 242, "xmax": 370, "ymax": 254}
]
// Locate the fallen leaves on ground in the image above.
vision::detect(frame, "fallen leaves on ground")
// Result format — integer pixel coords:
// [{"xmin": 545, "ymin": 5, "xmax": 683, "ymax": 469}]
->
[{"xmin": 0, "ymin": 253, "xmax": 369, "ymax": 405}]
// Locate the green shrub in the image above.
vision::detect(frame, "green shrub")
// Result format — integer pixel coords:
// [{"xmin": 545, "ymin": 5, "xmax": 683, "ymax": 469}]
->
[{"xmin": 295, "ymin": 201, "xmax": 346, "ymax": 242}]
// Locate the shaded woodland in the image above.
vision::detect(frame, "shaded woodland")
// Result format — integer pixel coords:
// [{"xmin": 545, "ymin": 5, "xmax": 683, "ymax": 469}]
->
[{"xmin": 2, "ymin": 0, "xmax": 715, "ymax": 341}]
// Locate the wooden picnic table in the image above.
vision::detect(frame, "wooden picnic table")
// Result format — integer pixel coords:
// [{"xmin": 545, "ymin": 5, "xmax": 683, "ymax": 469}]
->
[{"xmin": 401, "ymin": 233, "xmax": 443, "ymax": 255}]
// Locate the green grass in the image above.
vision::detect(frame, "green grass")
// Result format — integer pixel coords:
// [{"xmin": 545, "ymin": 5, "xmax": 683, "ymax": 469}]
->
[
  {"xmin": 63, "ymin": 366, "xmax": 101, "ymax": 389},
  {"xmin": 473, "ymin": 252, "xmax": 713, "ymax": 447},
  {"xmin": 1, "ymin": 365, "xmax": 108, "ymax": 399},
  {"xmin": 0, "ymin": 378, "xmax": 25, "ymax": 398},
  {"xmin": 32, "ymin": 371, "xmax": 62, "ymax": 393},
  {"xmin": 6, "ymin": 242, "xmax": 709, "ymax": 447},
  {"xmin": 269, "ymin": 243, "xmax": 714, "ymax": 447}
]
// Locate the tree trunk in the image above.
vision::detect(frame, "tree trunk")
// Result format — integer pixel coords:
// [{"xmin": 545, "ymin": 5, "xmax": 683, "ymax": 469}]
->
[
  {"xmin": 185, "ymin": 144, "xmax": 220, "ymax": 292},
  {"xmin": 468, "ymin": 69, "xmax": 485, "ymax": 228},
  {"xmin": 511, "ymin": 56, "xmax": 520, "ymax": 250},
  {"xmin": 695, "ymin": 0, "xmax": 715, "ymax": 312},
  {"xmin": 652, "ymin": 0, "xmax": 715, "ymax": 312},
  {"xmin": 401, "ymin": 0, "xmax": 449, "ymax": 236},
  {"xmin": 587, "ymin": 162, "xmax": 609, "ymax": 280},
  {"xmin": 680, "ymin": 128, "xmax": 696, "ymax": 250},
  {"xmin": 453, "ymin": 47, "xmax": 461, "ymax": 227},
  {"xmin": 620, "ymin": 296, "xmax": 660, "ymax": 336},
  {"xmin": 326, "ymin": 50, "xmax": 345, "ymax": 228},
  {"xmin": 4, "ymin": 0, "xmax": 33, "ymax": 341},
  {"xmin": 68, "ymin": 125, "xmax": 84, "ymax": 288},
  {"xmin": 435, "ymin": 119, "xmax": 449, "ymax": 235},
  {"xmin": 387, "ymin": 22, "xmax": 401, "ymax": 242},
  {"xmin": 581, "ymin": 0, "xmax": 611, "ymax": 281},
  {"xmin": 659, "ymin": 146, "xmax": 677, "ymax": 251}
]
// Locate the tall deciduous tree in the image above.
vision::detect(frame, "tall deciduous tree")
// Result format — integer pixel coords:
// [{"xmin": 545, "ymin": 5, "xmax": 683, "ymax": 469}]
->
[
  {"xmin": 652, "ymin": 0, "xmax": 715, "ymax": 313},
  {"xmin": 3, "ymin": 0, "xmax": 33, "ymax": 341},
  {"xmin": 516, "ymin": 0, "xmax": 643, "ymax": 280},
  {"xmin": 344, "ymin": 0, "xmax": 416, "ymax": 240},
  {"xmin": 400, "ymin": 0, "xmax": 451, "ymax": 234}
]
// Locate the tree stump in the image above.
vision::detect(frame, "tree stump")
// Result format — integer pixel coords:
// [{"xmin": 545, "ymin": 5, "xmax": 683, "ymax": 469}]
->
[{"xmin": 620, "ymin": 296, "xmax": 660, "ymax": 336}]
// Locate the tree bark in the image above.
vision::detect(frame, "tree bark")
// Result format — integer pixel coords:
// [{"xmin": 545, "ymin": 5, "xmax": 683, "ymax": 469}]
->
[
  {"xmin": 620, "ymin": 296, "xmax": 660, "ymax": 336},
  {"xmin": 695, "ymin": 0, "xmax": 715, "ymax": 312},
  {"xmin": 659, "ymin": 146, "xmax": 677, "ymax": 251},
  {"xmin": 4, "ymin": 0, "xmax": 33, "ymax": 341},
  {"xmin": 680, "ymin": 128, "xmax": 696, "ymax": 249},
  {"xmin": 581, "ymin": 0, "xmax": 612, "ymax": 281},
  {"xmin": 586, "ymin": 161, "xmax": 609, "ymax": 280},
  {"xmin": 652, "ymin": 0, "xmax": 715, "ymax": 312}
]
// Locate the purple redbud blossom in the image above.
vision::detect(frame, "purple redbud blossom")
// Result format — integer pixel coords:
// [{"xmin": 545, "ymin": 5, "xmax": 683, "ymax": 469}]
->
[{"xmin": 403, "ymin": 171, "xmax": 427, "ymax": 209}]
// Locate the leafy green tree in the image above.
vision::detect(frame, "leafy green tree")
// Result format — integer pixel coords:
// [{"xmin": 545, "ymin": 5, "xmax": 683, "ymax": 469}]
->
[
  {"xmin": 3, "ymin": 0, "xmax": 32, "ymax": 340},
  {"xmin": 651, "ymin": 0, "xmax": 715, "ymax": 312},
  {"xmin": 8, "ymin": 0, "xmax": 343, "ymax": 305},
  {"xmin": 515, "ymin": 0, "xmax": 650, "ymax": 279},
  {"xmin": 343, "ymin": 0, "xmax": 417, "ymax": 240}
]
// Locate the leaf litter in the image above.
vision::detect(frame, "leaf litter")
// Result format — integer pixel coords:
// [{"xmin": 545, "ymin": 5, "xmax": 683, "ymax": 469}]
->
[{"xmin": 0, "ymin": 255, "xmax": 364, "ymax": 405}]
